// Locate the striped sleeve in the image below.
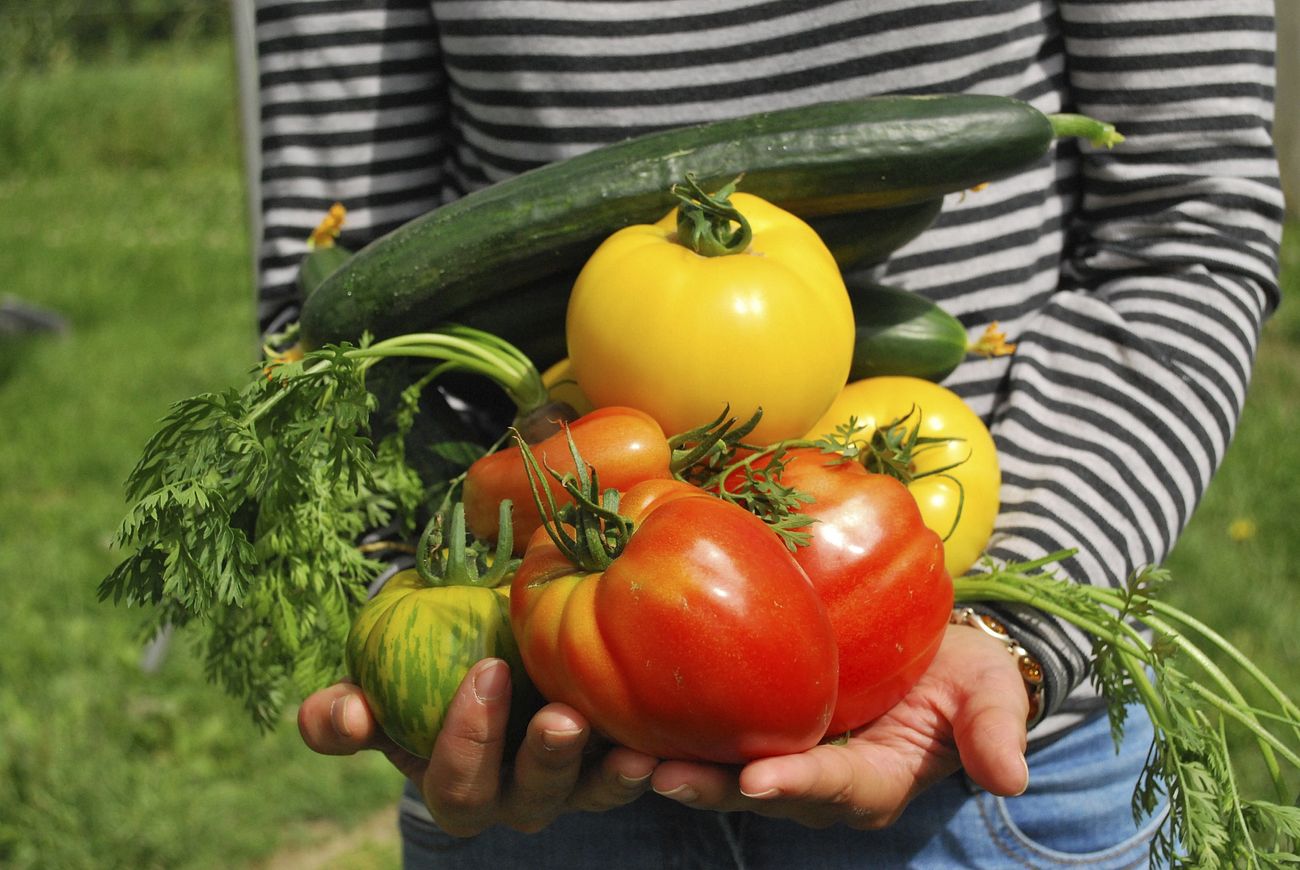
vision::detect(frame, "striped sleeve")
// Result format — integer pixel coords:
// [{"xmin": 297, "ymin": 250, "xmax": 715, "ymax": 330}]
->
[
  {"xmin": 254, "ymin": 0, "xmax": 448, "ymax": 333},
  {"xmin": 975, "ymin": 0, "xmax": 1283, "ymax": 730}
]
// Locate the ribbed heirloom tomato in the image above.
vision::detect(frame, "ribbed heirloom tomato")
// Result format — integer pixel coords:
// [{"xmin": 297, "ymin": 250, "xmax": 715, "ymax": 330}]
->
[
  {"xmin": 509, "ymin": 478, "xmax": 839, "ymax": 763},
  {"xmin": 565, "ymin": 179, "xmax": 854, "ymax": 445},
  {"xmin": 729, "ymin": 448, "xmax": 953, "ymax": 734}
]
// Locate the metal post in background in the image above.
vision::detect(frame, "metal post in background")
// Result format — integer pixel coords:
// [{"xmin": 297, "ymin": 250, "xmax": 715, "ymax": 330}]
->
[{"xmin": 229, "ymin": 0, "xmax": 262, "ymax": 292}]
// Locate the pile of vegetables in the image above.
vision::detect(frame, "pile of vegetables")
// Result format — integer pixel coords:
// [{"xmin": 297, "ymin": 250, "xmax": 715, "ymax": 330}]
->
[{"xmin": 101, "ymin": 95, "xmax": 1299, "ymax": 866}]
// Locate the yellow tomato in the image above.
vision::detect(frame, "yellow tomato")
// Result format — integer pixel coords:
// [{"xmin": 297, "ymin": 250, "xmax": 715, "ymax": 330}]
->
[
  {"xmin": 566, "ymin": 190, "xmax": 854, "ymax": 444},
  {"xmin": 805, "ymin": 376, "xmax": 1000, "ymax": 577}
]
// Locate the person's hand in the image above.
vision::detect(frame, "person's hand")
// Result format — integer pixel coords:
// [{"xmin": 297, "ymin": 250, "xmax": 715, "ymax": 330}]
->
[
  {"xmin": 648, "ymin": 623, "xmax": 1032, "ymax": 829},
  {"xmin": 298, "ymin": 658, "xmax": 660, "ymax": 836}
]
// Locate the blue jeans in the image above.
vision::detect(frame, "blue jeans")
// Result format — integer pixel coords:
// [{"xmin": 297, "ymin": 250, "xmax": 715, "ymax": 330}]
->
[{"xmin": 399, "ymin": 706, "xmax": 1167, "ymax": 869}]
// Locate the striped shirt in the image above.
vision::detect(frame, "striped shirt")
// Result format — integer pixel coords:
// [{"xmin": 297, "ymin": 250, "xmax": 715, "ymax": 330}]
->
[{"xmin": 252, "ymin": 0, "xmax": 1283, "ymax": 742}]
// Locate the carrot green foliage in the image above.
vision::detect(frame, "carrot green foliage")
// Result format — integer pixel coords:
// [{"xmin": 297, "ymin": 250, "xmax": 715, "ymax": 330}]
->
[
  {"xmin": 97, "ymin": 328, "xmax": 541, "ymax": 727},
  {"xmin": 958, "ymin": 555, "xmax": 1300, "ymax": 868}
]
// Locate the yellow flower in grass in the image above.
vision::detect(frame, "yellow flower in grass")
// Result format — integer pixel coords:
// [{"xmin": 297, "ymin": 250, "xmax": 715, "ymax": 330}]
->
[{"xmin": 1227, "ymin": 518, "xmax": 1257, "ymax": 543}]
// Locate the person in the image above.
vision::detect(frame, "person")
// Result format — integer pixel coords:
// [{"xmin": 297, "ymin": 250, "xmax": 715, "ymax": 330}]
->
[{"xmin": 256, "ymin": 1, "xmax": 1284, "ymax": 866}]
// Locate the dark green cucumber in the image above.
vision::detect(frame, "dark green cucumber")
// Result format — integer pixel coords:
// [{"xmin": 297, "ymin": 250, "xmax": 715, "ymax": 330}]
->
[
  {"xmin": 297, "ymin": 244, "xmax": 353, "ymax": 298},
  {"xmin": 452, "ymin": 273, "xmax": 571, "ymax": 373},
  {"xmin": 301, "ymin": 95, "xmax": 1116, "ymax": 348},
  {"xmin": 449, "ymin": 198, "xmax": 945, "ymax": 374},
  {"xmin": 847, "ymin": 279, "xmax": 970, "ymax": 382},
  {"xmin": 806, "ymin": 198, "xmax": 943, "ymax": 271}
]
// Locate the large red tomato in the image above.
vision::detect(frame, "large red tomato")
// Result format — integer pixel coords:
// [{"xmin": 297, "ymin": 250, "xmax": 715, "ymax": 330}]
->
[
  {"xmin": 509, "ymin": 478, "xmax": 839, "ymax": 763},
  {"xmin": 463, "ymin": 406, "xmax": 672, "ymax": 553},
  {"xmin": 730, "ymin": 447, "xmax": 952, "ymax": 734}
]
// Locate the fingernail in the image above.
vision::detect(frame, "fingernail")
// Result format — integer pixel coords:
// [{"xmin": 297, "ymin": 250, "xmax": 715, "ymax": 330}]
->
[
  {"xmin": 330, "ymin": 695, "xmax": 355, "ymax": 738},
  {"xmin": 618, "ymin": 772, "xmax": 652, "ymax": 790},
  {"xmin": 739, "ymin": 786, "xmax": 779, "ymax": 799},
  {"xmin": 541, "ymin": 727, "xmax": 584, "ymax": 751},
  {"xmin": 654, "ymin": 784, "xmax": 698, "ymax": 804},
  {"xmin": 473, "ymin": 660, "xmax": 509, "ymax": 704},
  {"xmin": 1013, "ymin": 753, "xmax": 1030, "ymax": 796}
]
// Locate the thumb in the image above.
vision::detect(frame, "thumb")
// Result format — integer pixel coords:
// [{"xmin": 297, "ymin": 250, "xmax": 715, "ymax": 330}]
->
[
  {"xmin": 948, "ymin": 638, "xmax": 1031, "ymax": 796},
  {"xmin": 298, "ymin": 681, "xmax": 382, "ymax": 756}
]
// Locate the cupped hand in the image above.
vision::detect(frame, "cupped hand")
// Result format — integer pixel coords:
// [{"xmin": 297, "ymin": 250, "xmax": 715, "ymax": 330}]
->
[
  {"xmin": 649, "ymin": 624, "xmax": 1032, "ymax": 830},
  {"xmin": 297, "ymin": 658, "xmax": 659, "ymax": 837}
]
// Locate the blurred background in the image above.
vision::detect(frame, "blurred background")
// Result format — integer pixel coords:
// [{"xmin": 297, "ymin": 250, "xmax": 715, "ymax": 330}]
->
[{"xmin": 0, "ymin": 2, "xmax": 1295, "ymax": 868}]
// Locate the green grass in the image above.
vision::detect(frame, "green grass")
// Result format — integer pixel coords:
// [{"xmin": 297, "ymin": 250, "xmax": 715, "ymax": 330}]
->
[
  {"xmin": 0, "ymin": 43, "xmax": 400, "ymax": 870},
  {"xmin": 1165, "ymin": 231, "xmax": 1300, "ymax": 655},
  {"xmin": 0, "ymin": 36, "xmax": 1295, "ymax": 869},
  {"xmin": 1161, "ymin": 219, "xmax": 1300, "ymax": 803}
]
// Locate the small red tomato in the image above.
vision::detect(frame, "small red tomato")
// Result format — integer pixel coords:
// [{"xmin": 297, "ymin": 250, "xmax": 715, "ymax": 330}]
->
[{"xmin": 463, "ymin": 406, "xmax": 673, "ymax": 553}]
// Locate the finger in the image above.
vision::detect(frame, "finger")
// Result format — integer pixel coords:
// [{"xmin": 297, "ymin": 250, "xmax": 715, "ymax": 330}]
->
[
  {"xmin": 421, "ymin": 658, "xmax": 513, "ymax": 837},
  {"xmin": 499, "ymin": 704, "xmax": 591, "ymax": 832},
  {"xmin": 652, "ymin": 750, "xmax": 894, "ymax": 829},
  {"xmin": 568, "ymin": 745, "xmax": 658, "ymax": 813},
  {"xmin": 741, "ymin": 746, "xmax": 899, "ymax": 827},
  {"xmin": 949, "ymin": 670, "xmax": 1030, "ymax": 797},
  {"xmin": 651, "ymin": 760, "xmax": 746, "ymax": 812},
  {"xmin": 297, "ymin": 682, "xmax": 381, "ymax": 755},
  {"xmin": 937, "ymin": 624, "xmax": 1031, "ymax": 797},
  {"xmin": 297, "ymin": 681, "xmax": 429, "ymax": 784}
]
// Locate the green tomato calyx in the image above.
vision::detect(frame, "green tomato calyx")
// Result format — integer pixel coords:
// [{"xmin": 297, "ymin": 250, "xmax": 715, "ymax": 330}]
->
[
  {"xmin": 672, "ymin": 173, "xmax": 753, "ymax": 257},
  {"xmin": 821, "ymin": 409, "xmax": 970, "ymax": 543},
  {"xmin": 513, "ymin": 426, "xmax": 633, "ymax": 573},
  {"xmin": 416, "ymin": 501, "xmax": 518, "ymax": 588}
]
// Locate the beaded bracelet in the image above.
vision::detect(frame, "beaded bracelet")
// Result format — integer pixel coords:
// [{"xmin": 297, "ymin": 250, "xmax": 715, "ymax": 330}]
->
[{"xmin": 950, "ymin": 607, "xmax": 1046, "ymax": 727}]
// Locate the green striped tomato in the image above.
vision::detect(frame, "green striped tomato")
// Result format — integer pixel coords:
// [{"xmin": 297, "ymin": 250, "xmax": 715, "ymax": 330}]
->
[{"xmin": 345, "ymin": 568, "xmax": 532, "ymax": 758}]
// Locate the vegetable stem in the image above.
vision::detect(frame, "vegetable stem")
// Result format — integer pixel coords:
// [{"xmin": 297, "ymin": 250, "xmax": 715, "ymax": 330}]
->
[
  {"xmin": 672, "ymin": 173, "xmax": 753, "ymax": 257},
  {"xmin": 1048, "ymin": 113, "xmax": 1125, "ymax": 149},
  {"xmin": 342, "ymin": 326, "xmax": 550, "ymax": 417},
  {"xmin": 416, "ymin": 501, "xmax": 518, "ymax": 589},
  {"xmin": 1146, "ymin": 599, "xmax": 1300, "ymax": 731},
  {"xmin": 512, "ymin": 426, "xmax": 637, "ymax": 575}
]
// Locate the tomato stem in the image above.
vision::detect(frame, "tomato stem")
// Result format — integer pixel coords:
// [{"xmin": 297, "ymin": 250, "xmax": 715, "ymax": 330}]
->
[
  {"xmin": 513, "ymin": 426, "xmax": 633, "ymax": 573},
  {"xmin": 672, "ymin": 173, "xmax": 752, "ymax": 257},
  {"xmin": 415, "ymin": 501, "xmax": 518, "ymax": 588},
  {"xmin": 665, "ymin": 406, "xmax": 764, "ymax": 475},
  {"xmin": 817, "ymin": 410, "xmax": 970, "ymax": 539}
]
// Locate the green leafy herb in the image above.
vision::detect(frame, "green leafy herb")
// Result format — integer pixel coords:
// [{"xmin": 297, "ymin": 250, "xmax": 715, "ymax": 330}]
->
[{"xmin": 99, "ymin": 326, "xmax": 548, "ymax": 728}]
